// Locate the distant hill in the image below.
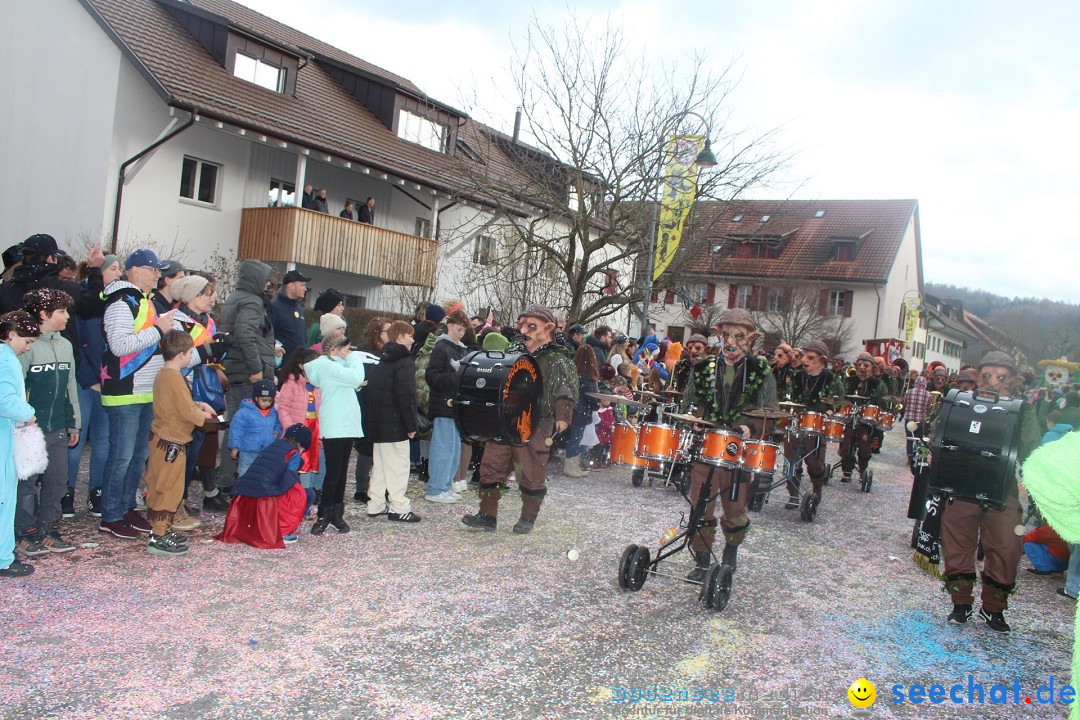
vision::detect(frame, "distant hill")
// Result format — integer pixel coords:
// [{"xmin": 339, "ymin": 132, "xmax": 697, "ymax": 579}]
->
[{"xmin": 926, "ymin": 283, "xmax": 1080, "ymax": 368}]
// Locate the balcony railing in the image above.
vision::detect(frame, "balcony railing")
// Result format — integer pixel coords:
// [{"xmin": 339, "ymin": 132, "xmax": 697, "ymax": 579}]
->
[{"xmin": 238, "ymin": 207, "xmax": 437, "ymax": 287}]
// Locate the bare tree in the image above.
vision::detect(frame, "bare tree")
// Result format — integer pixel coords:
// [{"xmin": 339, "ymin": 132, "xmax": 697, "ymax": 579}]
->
[
  {"xmin": 754, "ymin": 282, "xmax": 856, "ymax": 353},
  {"xmin": 451, "ymin": 14, "xmax": 789, "ymax": 326}
]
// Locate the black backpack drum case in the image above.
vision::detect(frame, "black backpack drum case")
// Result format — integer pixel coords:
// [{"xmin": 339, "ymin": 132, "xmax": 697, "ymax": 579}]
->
[
  {"xmin": 927, "ymin": 389, "xmax": 1022, "ymax": 509},
  {"xmin": 453, "ymin": 351, "xmax": 542, "ymax": 446}
]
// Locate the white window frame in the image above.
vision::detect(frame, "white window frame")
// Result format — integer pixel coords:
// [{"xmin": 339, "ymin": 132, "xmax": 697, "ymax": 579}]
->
[
  {"xmin": 233, "ymin": 52, "xmax": 285, "ymax": 92},
  {"xmin": 415, "ymin": 217, "xmax": 432, "ymax": 239},
  {"xmin": 179, "ymin": 156, "xmax": 221, "ymax": 208},
  {"xmin": 828, "ymin": 290, "xmax": 846, "ymax": 316},
  {"xmin": 473, "ymin": 235, "xmax": 495, "ymax": 265},
  {"xmin": 767, "ymin": 286, "xmax": 785, "ymax": 312},
  {"xmin": 268, "ymin": 178, "xmax": 295, "ymax": 207},
  {"xmin": 397, "ymin": 109, "xmax": 448, "ymax": 153},
  {"xmin": 736, "ymin": 285, "xmax": 753, "ymax": 310}
]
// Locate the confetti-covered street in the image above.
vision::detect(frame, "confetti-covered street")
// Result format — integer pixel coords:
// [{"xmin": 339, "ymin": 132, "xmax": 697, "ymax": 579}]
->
[{"xmin": 1, "ymin": 430, "xmax": 1074, "ymax": 720}]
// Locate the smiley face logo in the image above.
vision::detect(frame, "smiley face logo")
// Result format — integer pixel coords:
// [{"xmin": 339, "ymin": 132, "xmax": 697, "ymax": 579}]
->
[{"xmin": 848, "ymin": 678, "xmax": 876, "ymax": 708}]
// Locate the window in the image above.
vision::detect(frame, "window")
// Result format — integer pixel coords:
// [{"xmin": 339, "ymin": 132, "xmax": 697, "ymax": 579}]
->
[
  {"xmin": 736, "ymin": 285, "xmax": 753, "ymax": 310},
  {"xmin": 760, "ymin": 215, "xmax": 770, "ymax": 222},
  {"xmin": 415, "ymin": 217, "xmax": 432, "ymax": 239},
  {"xmin": 814, "ymin": 209, "xmax": 826, "ymax": 218},
  {"xmin": 603, "ymin": 270, "xmax": 619, "ymax": 296},
  {"xmin": 736, "ymin": 242, "xmax": 778, "ymax": 259},
  {"xmin": 912, "ymin": 341, "xmax": 925, "ymax": 359},
  {"xmin": 693, "ymin": 283, "xmax": 709, "ymax": 304},
  {"xmin": 179, "ymin": 157, "xmax": 220, "ymax": 206},
  {"xmin": 233, "ymin": 52, "xmax": 284, "ymax": 92},
  {"xmin": 398, "ymin": 109, "xmax": 448, "ymax": 153},
  {"xmin": 732, "ymin": 214, "xmax": 743, "ymax": 222},
  {"xmin": 834, "ymin": 241, "xmax": 856, "ymax": 262},
  {"xmin": 828, "ymin": 290, "xmax": 846, "ymax": 316},
  {"xmin": 767, "ymin": 287, "xmax": 786, "ymax": 312},
  {"xmin": 820, "ymin": 289, "xmax": 853, "ymax": 317},
  {"xmin": 667, "ymin": 326, "xmax": 685, "ymax": 343},
  {"xmin": 341, "ymin": 293, "xmax": 366, "ymax": 309},
  {"xmin": 268, "ymin": 178, "xmax": 295, "ymax": 207},
  {"xmin": 473, "ymin": 235, "xmax": 495, "ymax": 265}
]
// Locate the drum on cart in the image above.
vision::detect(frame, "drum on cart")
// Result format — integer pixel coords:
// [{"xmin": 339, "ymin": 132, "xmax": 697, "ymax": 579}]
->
[
  {"xmin": 879, "ymin": 413, "xmax": 895, "ymax": 431},
  {"xmin": 453, "ymin": 351, "xmax": 541, "ymax": 446},
  {"xmin": 741, "ymin": 440, "xmax": 779, "ymax": 475},
  {"xmin": 610, "ymin": 423, "xmax": 658, "ymax": 469},
  {"xmin": 797, "ymin": 411, "xmax": 825, "ymax": 436},
  {"xmin": 823, "ymin": 418, "xmax": 846, "ymax": 443},
  {"xmin": 699, "ymin": 430, "xmax": 744, "ymax": 469},
  {"xmin": 636, "ymin": 423, "xmax": 684, "ymax": 462},
  {"xmin": 775, "ymin": 414, "xmax": 794, "ymax": 433},
  {"xmin": 858, "ymin": 405, "xmax": 882, "ymax": 426},
  {"xmin": 836, "ymin": 404, "xmax": 854, "ymax": 422}
]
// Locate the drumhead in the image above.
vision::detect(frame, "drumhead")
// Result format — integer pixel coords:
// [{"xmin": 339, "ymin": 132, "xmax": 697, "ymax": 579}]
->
[{"xmin": 454, "ymin": 351, "xmax": 542, "ymax": 445}]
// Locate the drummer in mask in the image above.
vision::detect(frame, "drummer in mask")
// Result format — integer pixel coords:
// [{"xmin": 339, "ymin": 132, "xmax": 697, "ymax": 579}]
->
[
  {"xmin": 780, "ymin": 340, "xmax": 845, "ymax": 511},
  {"xmin": 461, "ymin": 304, "xmax": 577, "ymax": 535},
  {"xmin": 680, "ymin": 309, "xmax": 778, "ymax": 581},
  {"xmin": 671, "ymin": 333, "xmax": 708, "ymax": 394},
  {"xmin": 839, "ymin": 352, "xmax": 886, "ymax": 483}
]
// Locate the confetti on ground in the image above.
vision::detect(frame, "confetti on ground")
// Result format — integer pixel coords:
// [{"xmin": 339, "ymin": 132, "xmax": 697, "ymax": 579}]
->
[{"xmin": 0, "ymin": 431, "xmax": 1072, "ymax": 719}]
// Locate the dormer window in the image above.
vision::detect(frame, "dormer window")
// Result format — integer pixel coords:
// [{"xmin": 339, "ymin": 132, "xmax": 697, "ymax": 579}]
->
[
  {"xmin": 398, "ymin": 109, "xmax": 448, "ymax": 153},
  {"xmin": 233, "ymin": 52, "xmax": 284, "ymax": 92},
  {"xmin": 833, "ymin": 238, "xmax": 857, "ymax": 261},
  {"xmin": 736, "ymin": 242, "xmax": 778, "ymax": 259}
]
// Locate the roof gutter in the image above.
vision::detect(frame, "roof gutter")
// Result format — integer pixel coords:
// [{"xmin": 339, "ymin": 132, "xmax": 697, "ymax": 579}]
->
[{"xmin": 110, "ymin": 110, "xmax": 197, "ymax": 254}]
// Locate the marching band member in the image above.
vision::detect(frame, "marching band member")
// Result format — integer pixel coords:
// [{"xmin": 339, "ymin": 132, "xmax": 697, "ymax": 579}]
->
[
  {"xmin": 939, "ymin": 351, "xmax": 1040, "ymax": 633},
  {"xmin": 771, "ymin": 343, "xmax": 796, "ymax": 394},
  {"xmin": 671, "ymin": 333, "xmax": 708, "ymax": 394},
  {"xmin": 781, "ymin": 340, "xmax": 844, "ymax": 510},
  {"xmin": 461, "ymin": 305, "xmax": 577, "ymax": 535},
  {"xmin": 680, "ymin": 309, "xmax": 778, "ymax": 580},
  {"xmin": 838, "ymin": 353, "xmax": 886, "ymax": 483}
]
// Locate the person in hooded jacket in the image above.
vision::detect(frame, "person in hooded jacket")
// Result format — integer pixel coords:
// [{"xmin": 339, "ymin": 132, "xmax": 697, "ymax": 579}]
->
[
  {"xmin": 424, "ymin": 310, "xmax": 469, "ymax": 503},
  {"xmin": 217, "ymin": 259, "xmax": 276, "ymax": 498},
  {"xmin": 366, "ymin": 321, "xmax": 421, "ymax": 522}
]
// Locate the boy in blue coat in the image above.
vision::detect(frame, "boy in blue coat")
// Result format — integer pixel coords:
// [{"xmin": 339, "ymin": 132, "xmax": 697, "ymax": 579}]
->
[{"xmin": 228, "ymin": 379, "xmax": 282, "ymax": 476}]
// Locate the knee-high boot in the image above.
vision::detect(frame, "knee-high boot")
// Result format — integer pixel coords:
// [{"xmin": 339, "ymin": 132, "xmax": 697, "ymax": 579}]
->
[{"xmin": 513, "ymin": 487, "xmax": 546, "ymax": 535}]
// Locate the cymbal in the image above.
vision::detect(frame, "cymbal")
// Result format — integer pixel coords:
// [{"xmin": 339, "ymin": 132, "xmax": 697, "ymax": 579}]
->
[
  {"xmin": 846, "ymin": 394, "xmax": 869, "ymax": 401},
  {"xmin": 585, "ymin": 392, "xmax": 646, "ymax": 408},
  {"xmin": 778, "ymin": 400, "xmax": 805, "ymax": 409},
  {"xmin": 743, "ymin": 407, "xmax": 790, "ymax": 419},
  {"xmin": 821, "ymin": 396, "xmax": 852, "ymax": 406},
  {"xmin": 635, "ymin": 390, "xmax": 663, "ymax": 400},
  {"xmin": 664, "ymin": 412, "xmax": 718, "ymax": 428},
  {"xmin": 883, "ymin": 395, "xmax": 902, "ymax": 402},
  {"xmin": 662, "ymin": 388, "xmax": 682, "ymax": 395}
]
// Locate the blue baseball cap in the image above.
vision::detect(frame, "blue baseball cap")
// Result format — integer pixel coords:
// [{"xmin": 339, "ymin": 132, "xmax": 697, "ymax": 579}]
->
[{"xmin": 124, "ymin": 248, "xmax": 168, "ymax": 270}]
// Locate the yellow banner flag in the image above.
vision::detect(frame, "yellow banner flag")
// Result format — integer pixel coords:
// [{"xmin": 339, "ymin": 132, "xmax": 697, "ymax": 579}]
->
[
  {"xmin": 904, "ymin": 294, "xmax": 921, "ymax": 347},
  {"xmin": 653, "ymin": 135, "xmax": 705, "ymax": 281}
]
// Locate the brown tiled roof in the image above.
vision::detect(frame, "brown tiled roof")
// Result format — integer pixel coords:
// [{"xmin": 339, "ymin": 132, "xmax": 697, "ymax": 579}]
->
[
  {"xmin": 81, "ymin": 0, "xmax": 532, "ymax": 205},
  {"xmin": 677, "ymin": 199, "xmax": 919, "ymax": 284}
]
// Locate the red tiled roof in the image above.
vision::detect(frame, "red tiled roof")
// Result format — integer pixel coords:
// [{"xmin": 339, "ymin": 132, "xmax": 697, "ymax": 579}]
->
[
  {"xmin": 677, "ymin": 199, "xmax": 919, "ymax": 284},
  {"xmin": 82, "ymin": 0, "xmax": 534, "ymax": 205}
]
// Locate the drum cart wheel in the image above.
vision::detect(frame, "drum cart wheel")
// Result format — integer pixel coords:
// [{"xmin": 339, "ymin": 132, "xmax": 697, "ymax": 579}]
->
[
  {"xmin": 631, "ymin": 469, "xmax": 644, "ymax": 488},
  {"xmin": 748, "ymin": 492, "xmax": 766, "ymax": 512},
  {"xmin": 799, "ymin": 492, "xmax": 819, "ymax": 522},
  {"xmin": 699, "ymin": 563, "xmax": 734, "ymax": 611},
  {"xmin": 618, "ymin": 544, "xmax": 639, "ymax": 589},
  {"xmin": 860, "ymin": 470, "xmax": 873, "ymax": 493},
  {"xmin": 628, "ymin": 547, "xmax": 651, "ymax": 590},
  {"xmin": 822, "ymin": 463, "xmax": 832, "ymax": 486}
]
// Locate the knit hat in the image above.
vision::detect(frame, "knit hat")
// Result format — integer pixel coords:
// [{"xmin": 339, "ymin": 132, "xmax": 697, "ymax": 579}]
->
[
  {"xmin": 171, "ymin": 275, "xmax": 210, "ymax": 304},
  {"xmin": 518, "ymin": 304, "xmax": 557, "ymax": 326},
  {"xmin": 801, "ymin": 340, "xmax": 830, "ymax": 359},
  {"xmin": 313, "ymin": 288, "xmax": 344, "ymax": 314},
  {"xmin": 482, "ymin": 331, "xmax": 510, "ymax": 352},
  {"xmin": 425, "ymin": 304, "xmax": 446, "ymax": 323},
  {"xmin": 252, "ymin": 379, "xmax": 277, "ymax": 399},
  {"xmin": 320, "ymin": 313, "xmax": 347, "ymax": 336},
  {"xmin": 713, "ymin": 308, "xmax": 756, "ymax": 331},
  {"xmin": 102, "ymin": 254, "xmax": 119, "ymax": 273},
  {"xmin": 978, "ymin": 350, "xmax": 1018, "ymax": 374},
  {"xmin": 600, "ymin": 364, "xmax": 617, "ymax": 381},
  {"xmin": 284, "ymin": 423, "xmax": 313, "ymax": 450}
]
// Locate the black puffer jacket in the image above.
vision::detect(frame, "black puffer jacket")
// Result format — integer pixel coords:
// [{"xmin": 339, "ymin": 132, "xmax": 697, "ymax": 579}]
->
[
  {"xmin": 425, "ymin": 334, "xmax": 468, "ymax": 419},
  {"xmin": 363, "ymin": 342, "xmax": 418, "ymax": 443}
]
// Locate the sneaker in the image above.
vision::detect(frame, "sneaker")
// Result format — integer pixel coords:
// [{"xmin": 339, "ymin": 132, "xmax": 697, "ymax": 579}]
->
[
  {"xmin": 15, "ymin": 537, "xmax": 49, "ymax": 558},
  {"xmin": 425, "ymin": 491, "xmax": 461, "ymax": 504},
  {"xmin": 947, "ymin": 604, "xmax": 972, "ymax": 624},
  {"xmin": 171, "ymin": 507, "xmax": 202, "ymax": 532},
  {"xmin": 387, "ymin": 511, "xmax": 422, "ymax": 523},
  {"xmin": 147, "ymin": 531, "xmax": 190, "ymax": 556},
  {"xmin": 282, "ymin": 534, "xmax": 298, "ymax": 545},
  {"xmin": 366, "ymin": 509, "xmax": 388, "ymax": 518},
  {"xmin": 123, "ymin": 510, "xmax": 151, "ymax": 534},
  {"xmin": 135, "ymin": 487, "xmax": 147, "ymax": 511},
  {"xmin": 61, "ymin": 490, "xmax": 75, "ymax": 518},
  {"xmin": 41, "ymin": 532, "xmax": 76, "ymax": 554},
  {"xmin": 88, "ymin": 488, "xmax": 102, "ymax": 517},
  {"xmin": 461, "ymin": 512, "xmax": 497, "ymax": 530},
  {"xmin": 1026, "ymin": 567, "xmax": 1064, "ymax": 576},
  {"xmin": 202, "ymin": 493, "xmax": 230, "ymax": 513},
  {"xmin": 452, "ymin": 481, "xmax": 468, "ymax": 494},
  {"xmin": 978, "ymin": 607, "xmax": 1011, "ymax": 633},
  {"xmin": 0, "ymin": 559, "xmax": 35, "ymax": 578},
  {"xmin": 99, "ymin": 521, "xmax": 141, "ymax": 540}
]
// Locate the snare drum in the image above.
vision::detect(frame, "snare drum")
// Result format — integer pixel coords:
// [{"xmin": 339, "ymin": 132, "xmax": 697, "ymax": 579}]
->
[
  {"xmin": 836, "ymin": 404, "xmax": 854, "ymax": 421},
  {"xmin": 858, "ymin": 405, "xmax": 882, "ymax": 426},
  {"xmin": 610, "ymin": 423, "xmax": 656, "ymax": 469},
  {"xmin": 880, "ymin": 413, "xmax": 895, "ymax": 431},
  {"xmin": 742, "ymin": 440, "xmax": 779, "ymax": 475},
  {"xmin": 797, "ymin": 411, "xmax": 825, "ymax": 436},
  {"xmin": 823, "ymin": 418, "xmax": 845, "ymax": 443},
  {"xmin": 699, "ymin": 430, "xmax": 744, "ymax": 469},
  {"xmin": 636, "ymin": 423, "xmax": 683, "ymax": 462}
]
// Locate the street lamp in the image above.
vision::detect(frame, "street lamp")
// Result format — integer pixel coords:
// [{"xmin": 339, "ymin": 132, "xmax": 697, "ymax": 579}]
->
[{"xmin": 639, "ymin": 116, "xmax": 717, "ymax": 339}]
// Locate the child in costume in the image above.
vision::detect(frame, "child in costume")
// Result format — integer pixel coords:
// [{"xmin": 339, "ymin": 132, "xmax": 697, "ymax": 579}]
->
[
  {"xmin": 0, "ymin": 312, "xmax": 40, "ymax": 577},
  {"xmin": 228, "ymin": 379, "xmax": 283, "ymax": 476}
]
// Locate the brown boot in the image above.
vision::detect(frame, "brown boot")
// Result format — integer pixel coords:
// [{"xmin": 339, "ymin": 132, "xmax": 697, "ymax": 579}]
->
[
  {"xmin": 514, "ymin": 488, "xmax": 546, "ymax": 534},
  {"xmin": 463, "ymin": 484, "xmax": 501, "ymax": 530}
]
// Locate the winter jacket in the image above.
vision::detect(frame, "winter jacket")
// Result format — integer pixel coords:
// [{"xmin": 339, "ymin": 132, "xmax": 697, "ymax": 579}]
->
[
  {"xmin": 228, "ymin": 398, "xmax": 282, "ymax": 453},
  {"xmin": 174, "ymin": 304, "xmax": 219, "ymax": 354},
  {"xmin": 269, "ymin": 290, "xmax": 307, "ymax": 357},
  {"xmin": 234, "ymin": 439, "xmax": 302, "ymax": 498},
  {"xmin": 1, "ymin": 343, "xmax": 36, "ymax": 513},
  {"xmin": 365, "ymin": 342, "xmax": 418, "ymax": 443},
  {"xmin": 413, "ymin": 320, "xmax": 439, "ymax": 354},
  {"xmin": 276, "ymin": 375, "xmax": 320, "ymax": 430},
  {"xmin": 573, "ymin": 376, "xmax": 599, "ymax": 425},
  {"xmin": 585, "ymin": 335, "xmax": 608, "ymax": 368},
  {"xmin": 0, "ymin": 260, "xmax": 105, "ymax": 336},
  {"xmin": 75, "ymin": 309, "xmax": 105, "ymax": 390},
  {"xmin": 1042, "ymin": 423, "xmax": 1075, "ymax": 445},
  {"xmin": 100, "ymin": 280, "xmax": 166, "ymax": 406},
  {"xmin": 313, "ymin": 196, "xmax": 329, "ymax": 214},
  {"xmin": 425, "ymin": 334, "xmax": 468, "ymax": 419},
  {"xmin": 1022, "ymin": 523, "xmax": 1070, "ymax": 562},
  {"xmin": 303, "ymin": 351, "xmax": 365, "ymax": 439},
  {"xmin": 219, "ymin": 260, "xmax": 276, "ymax": 383},
  {"xmin": 19, "ymin": 330, "xmax": 80, "ymax": 434},
  {"xmin": 151, "ymin": 291, "xmax": 177, "ymax": 316}
]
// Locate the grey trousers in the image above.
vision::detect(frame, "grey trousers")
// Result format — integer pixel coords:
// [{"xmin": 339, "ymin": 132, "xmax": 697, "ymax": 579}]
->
[{"xmin": 16, "ymin": 429, "xmax": 69, "ymax": 538}]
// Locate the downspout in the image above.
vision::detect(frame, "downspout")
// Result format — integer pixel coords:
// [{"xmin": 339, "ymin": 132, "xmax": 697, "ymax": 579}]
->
[
  {"xmin": 873, "ymin": 283, "xmax": 882, "ymax": 338},
  {"xmin": 110, "ymin": 110, "xmax": 198, "ymax": 253}
]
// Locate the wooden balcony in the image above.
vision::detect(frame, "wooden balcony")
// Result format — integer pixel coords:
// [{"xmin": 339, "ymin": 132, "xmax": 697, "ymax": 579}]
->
[{"xmin": 237, "ymin": 207, "xmax": 437, "ymax": 287}]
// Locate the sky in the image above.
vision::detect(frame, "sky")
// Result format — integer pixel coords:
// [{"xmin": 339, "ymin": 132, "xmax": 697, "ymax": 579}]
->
[{"xmin": 237, "ymin": 0, "xmax": 1080, "ymax": 303}]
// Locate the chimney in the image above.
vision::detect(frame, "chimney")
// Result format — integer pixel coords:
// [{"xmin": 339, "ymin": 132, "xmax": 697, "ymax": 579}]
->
[{"xmin": 512, "ymin": 107, "xmax": 522, "ymax": 143}]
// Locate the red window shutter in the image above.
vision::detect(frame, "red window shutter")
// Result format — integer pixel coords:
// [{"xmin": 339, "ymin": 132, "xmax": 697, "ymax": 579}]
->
[
  {"xmin": 706, "ymin": 283, "xmax": 716, "ymax": 304},
  {"xmin": 750, "ymin": 286, "xmax": 763, "ymax": 311},
  {"xmin": 736, "ymin": 243, "xmax": 752, "ymax": 258},
  {"xmin": 843, "ymin": 290, "xmax": 853, "ymax": 318},
  {"xmin": 650, "ymin": 291, "xmax": 659, "ymax": 303},
  {"xmin": 664, "ymin": 290, "xmax": 675, "ymax": 305},
  {"xmin": 819, "ymin": 289, "xmax": 829, "ymax": 315},
  {"xmin": 728, "ymin": 285, "xmax": 737, "ymax": 309}
]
